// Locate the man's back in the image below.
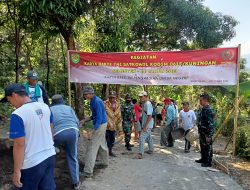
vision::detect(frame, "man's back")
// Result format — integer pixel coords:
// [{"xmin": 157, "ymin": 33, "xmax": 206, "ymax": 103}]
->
[
  {"xmin": 10, "ymin": 102, "xmax": 55, "ymax": 169},
  {"xmin": 50, "ymin": 104, "xmax": 79, "ymax": 135}
]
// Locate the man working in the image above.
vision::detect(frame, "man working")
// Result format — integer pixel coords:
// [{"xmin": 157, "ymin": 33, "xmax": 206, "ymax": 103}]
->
[
  {"xmin": 50, "ymin": 95, "xmax": 80, "ymax": 189},
  {"xmin": 160, "ymin": 98, "xmax": 176, "ymax": 147},
  {"xmin": 82, "ymin": 86, "xmax": 109, "ymax": 177},
  {"xmin": 121, "ymin": 94, "xmax": 135, "ymax": 151},
  {"xmin": 1, "ymin": 83, "xmax": 55, "ymax": 189},
  {"xmin": 179, "ymin": 102, "xmax": 197, "ymax": 153},
  {"xmin": 23, "ymin": 70, "xmax": 49, "ymax": 105},
  {"xmin": 196, "ymin": 94, "xmax": 215, "ymax": 167},
  {"xmin": 138, "ymin": 91, "xmax": 154, "ymax": 159},
  {"xmin": 104, "ymin": 91, "xmax": 122, "ymax": 157}
]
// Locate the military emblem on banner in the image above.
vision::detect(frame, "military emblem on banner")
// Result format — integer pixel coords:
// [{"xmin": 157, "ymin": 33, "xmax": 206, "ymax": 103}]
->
[
  {"xmin": 222, "ymin": 49, "xmax": 235, "ymax": 61},
  {"xmin": 71, "ymin": 53, "xmax": 80, "ymax": 64}
]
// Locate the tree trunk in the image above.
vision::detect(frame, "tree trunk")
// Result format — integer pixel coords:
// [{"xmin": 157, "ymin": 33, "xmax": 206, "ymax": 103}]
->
[
  {"xmin": 15, "ymin": 25, "xmax": 21, "ymax": 83},
  {"xmin": 60, "ymin": 35, "xmax": 67, "ymax": 97},
  {"xmin": 116, "ymin": 84, "xmax": 121, "ymax": 101},
  {"xmin": 102, "ymin": 84, "xmax": 109, "ymax": 100},
  {"xmin": 63, "ymin": 31, "xmax": 84, "ymax": 120},
  {"xmin": 45, "ymin": 37, "xmax": 50, "ymax": 91}
]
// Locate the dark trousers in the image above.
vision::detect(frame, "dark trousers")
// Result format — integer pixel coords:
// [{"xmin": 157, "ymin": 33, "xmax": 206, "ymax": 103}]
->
[
  {"xmin": 167, "ymin": 126, "xmax": 174, "ymax": 147},
  {"xmin": 184, "ymin": 129, "xmax": 191, "ymax": 151},
  {"xmin": 54, "ymin": 129, "xmax": 79, "ymax": 185},
  {"xmin": 16, "ymin": 156, "xmax": 56, "ymax": 190},
  {"xmin": 199, "ymin": 134, "xmax": 213, "ymax": 164},
  {"xmin": 106, "ymin": 130, "xmax": 116, "ymax": 150}
]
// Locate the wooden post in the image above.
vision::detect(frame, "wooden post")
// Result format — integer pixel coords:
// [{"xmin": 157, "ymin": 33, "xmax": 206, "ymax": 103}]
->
[
  {"xmin": 233, "ymin": 44, "xmax": 241, "ymax": 156},
  {"xmin": 67, "ymin": 50, "xmax": 72, "ymax": 106},
  {"xmin": 213, "ymin": 96, "xmax": 243, "ymax": 143}
]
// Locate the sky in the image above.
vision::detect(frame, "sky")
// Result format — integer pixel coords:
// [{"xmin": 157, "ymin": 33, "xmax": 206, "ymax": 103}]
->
[{"xmin": 204, "ymin": 0, "xmax": 250, "ymax": 68}]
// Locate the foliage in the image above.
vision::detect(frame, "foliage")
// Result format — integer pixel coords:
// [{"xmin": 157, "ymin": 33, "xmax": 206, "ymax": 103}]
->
[
  {"xmin": 129, "ymin": 0, "xmax": 238, "ymax": 50},
  {"xmin": 0, "ymin": 1, "xmax": 249, "ymax": 160},
  {"xmin": 236, "ymin": 126, "xmax": 250, "ymax": 159}
]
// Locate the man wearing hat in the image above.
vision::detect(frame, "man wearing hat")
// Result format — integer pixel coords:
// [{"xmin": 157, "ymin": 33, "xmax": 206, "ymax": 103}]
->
[
  {"xmin": 23, "ymin": 70, "xmax": 49, "ymax": 105},
  {"xmin": 179, "ymin": 102, "xmax": 197, "ymax": 153},
  {"xmin": 121, "ymin": 94, "xmax": 135, "ymax": 151},
  {"xmin": 160, "ymin": 98, "xmax": 176, "ymax": 147},
  {"xmin": 1, "ymin": 83, "xmax": 56, "ymax": 189},
  {"xmin": 82, "ymin": 86, "xmax": 108, "ymax": 177},
  {"xmin": 138, "ymin": 91, "xmax": 154, "ymax": 159},
  {"xmin": 104, "ymin": 91, "xmax": 122, "ymax": 157},
  {"xmin": 50, "ymin": 95, "xmax": 80, "ymax": 189}
]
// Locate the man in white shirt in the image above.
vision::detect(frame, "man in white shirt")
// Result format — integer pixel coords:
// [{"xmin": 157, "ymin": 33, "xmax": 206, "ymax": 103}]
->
[
  {"xmin": 138, "ymin": 91, "xmax": 154, "ymax": 159},
  {"xmin": 1, "ymin": 83, "xmax": 55, "ymax": 189},
  {"xmin": 179, "ymin": 102, "xmax": 197, "ymax": 153},
  {"xmin": 23, "ymin": 71, "xmax": 49, "ymax": 105}
]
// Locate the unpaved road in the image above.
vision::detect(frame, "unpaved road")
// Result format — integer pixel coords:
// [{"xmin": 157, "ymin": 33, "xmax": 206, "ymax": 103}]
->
[{"xmin": 80, "ymin": 127, "xmax": 244, "ymax": 190}]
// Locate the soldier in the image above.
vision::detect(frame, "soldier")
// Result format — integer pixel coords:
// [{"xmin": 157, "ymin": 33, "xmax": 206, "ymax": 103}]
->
[
  {"xmin": 121, "ymin": 94, "xmax": 135, "ymax": 151},
  {"xmin": 195, "ymin": 94, "xmax": 215, "ymax": 167}
]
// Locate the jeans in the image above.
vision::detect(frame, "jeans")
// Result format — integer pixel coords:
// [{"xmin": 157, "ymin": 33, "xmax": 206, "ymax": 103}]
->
[
  {"xmin": 54, "ymin": 128, "xmax": 79, "ymax": 185},
  {"xmin": 139, "ymin": 128, "xmax": 154, "ymax": 154}
]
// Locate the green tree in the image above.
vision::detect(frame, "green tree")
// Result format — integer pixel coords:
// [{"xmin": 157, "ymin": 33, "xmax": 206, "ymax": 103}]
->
[
  {"xmin": 20, "ymin": 0, "xmax": 89, "ymax": 119},
  {"xmin": 129, "ymin": 0, "xmax": 238, "ymax": 50}
]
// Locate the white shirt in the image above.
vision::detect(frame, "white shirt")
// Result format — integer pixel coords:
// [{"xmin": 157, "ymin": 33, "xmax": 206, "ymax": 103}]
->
[
  {"xmin": 142, "ymin": 101, "xmax": 154, "ymax": 129},
  {"xmin": 9, "ymin": 102, "xmax": 55, "ymax": 169},
  {"xmin": 179, "ymin": 110, "xmax": 196, "ymax": 131},
  {"xmin": 29, "ymin": 86, "xmax": 44, "ymax": 103}
]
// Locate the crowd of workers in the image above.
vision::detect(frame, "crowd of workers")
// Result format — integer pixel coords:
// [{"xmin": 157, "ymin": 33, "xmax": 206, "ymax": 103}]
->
[{"xmin": 0, "ymin": 71, "xmax": 215, "ymax": 190}]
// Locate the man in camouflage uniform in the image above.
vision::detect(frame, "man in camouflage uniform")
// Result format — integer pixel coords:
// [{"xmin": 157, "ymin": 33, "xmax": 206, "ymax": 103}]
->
[
  {"xmin": 121, "ymin": 94, "xmax": 135, "ymax": 151},
  {"xmin": 196, "ymin": 94, "xmax": 215, "ymax": 167}
]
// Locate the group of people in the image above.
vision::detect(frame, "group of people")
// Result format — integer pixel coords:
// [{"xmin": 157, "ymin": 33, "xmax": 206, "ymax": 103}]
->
[{"xmin": 0, "ymin": 70, "xmax": 215, "ymax": 190}]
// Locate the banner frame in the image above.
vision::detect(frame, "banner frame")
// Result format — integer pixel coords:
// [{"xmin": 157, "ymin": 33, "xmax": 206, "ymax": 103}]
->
[{"xmin": 233, "ymin": 44, "xmax": 241, "ymax": 156}]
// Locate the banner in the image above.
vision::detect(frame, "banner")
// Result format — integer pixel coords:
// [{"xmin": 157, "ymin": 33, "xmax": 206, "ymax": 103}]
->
[{"xmin": 68, "ymin": 47, "xmax": 238, "ymax": 85}]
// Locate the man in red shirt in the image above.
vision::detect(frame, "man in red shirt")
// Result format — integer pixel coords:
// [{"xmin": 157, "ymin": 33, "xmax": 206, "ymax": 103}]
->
[{"xmin": 132, "ymin": 99, "xmax": 142, "ymax": 140}]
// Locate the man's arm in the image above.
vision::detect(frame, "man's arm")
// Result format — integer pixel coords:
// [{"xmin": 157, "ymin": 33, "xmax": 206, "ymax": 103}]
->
[
  {"xmin": 39, "ymin": 84, "xmax": 50, "ymax": 105},
  {"xmin": 143, "ymin": 115, "xmax": 152, "ymax": 131},
  {"xmin": 12, "ymin": 137, "xmax": 25, "ymax": 188},
  {"xmin": 142, "ymin": 103, "xmax": 153, "ymax": 131},
  {"xmin": 9, "ymin": 114, "xmax": 25, "ymax": 188}
]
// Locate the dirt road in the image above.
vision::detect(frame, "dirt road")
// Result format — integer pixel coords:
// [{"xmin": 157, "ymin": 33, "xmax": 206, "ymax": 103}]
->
[{"xmin": 80, "ymin": 128, "xmax": 243, "ymax": 190}]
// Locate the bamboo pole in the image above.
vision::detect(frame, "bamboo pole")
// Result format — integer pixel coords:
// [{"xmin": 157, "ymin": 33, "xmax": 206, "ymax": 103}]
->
[
  {"xmin": 224, "ymin": 132, "xmax": 234, "ymax": 151},
  {"xmin": 67, "ymin": 50, "xmax": 72, "ymax": 106},
  {"xmin": 213, "ymin": 96, "xmax": 243, "ymax": 143},
  {"xmin": 233, "ymin": 44, "xmax": 241, "ymax": 156}
]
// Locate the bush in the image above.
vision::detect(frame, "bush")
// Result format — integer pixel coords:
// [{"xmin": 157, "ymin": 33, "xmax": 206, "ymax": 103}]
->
[{"xmin": 236, "ymin": 125, "xmax": 250, "ymax": 160}]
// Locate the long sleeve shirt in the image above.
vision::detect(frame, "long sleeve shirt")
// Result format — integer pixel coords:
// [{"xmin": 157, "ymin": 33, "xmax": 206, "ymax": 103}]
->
[
  {"xmin": 90, "ymin": 95, "xmax": 107, "ymax": 130},
  {"xmin": 166, "ymin": 105, "xmax": 176, "ymax": 126}
]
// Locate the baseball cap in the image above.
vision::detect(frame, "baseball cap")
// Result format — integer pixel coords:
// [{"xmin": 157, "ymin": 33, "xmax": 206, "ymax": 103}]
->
[
  {"xmin": 27, "ymin": 71, "xmax": 38, "ymax": 80},
  {"xmin": 83, "ymin": 86, "xmax": 95, "ymax": 95},
  {"xmin": 163, "ymin": 97, "xmax": 171, "ymax": 104},
  {"xmin": 109, "ymin": 91, "xmax": 117, "ymax": 97},
  {"xmin": 138, "ymin": 91, "xmax": 147, "ymax": 97},
  {"xmin": 0, "ymin": 83, "xmax": 27, "ymax": 103}
]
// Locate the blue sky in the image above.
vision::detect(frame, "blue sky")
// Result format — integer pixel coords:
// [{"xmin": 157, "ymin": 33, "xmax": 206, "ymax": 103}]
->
[{"xmin": 204, "ymin": 0, "xmax": 250, "ymax": 68}]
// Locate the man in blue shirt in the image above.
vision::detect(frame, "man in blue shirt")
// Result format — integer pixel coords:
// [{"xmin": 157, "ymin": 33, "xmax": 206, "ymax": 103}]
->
[
  {"xmin": 82, "ymin": 86, "xmax": 108, "ymax": 178},
  {"xmin": 160, "ymin": 98, "xmax": 176, "ymax": 147},
  {"xmin": 50, "ymin": 95, "xmax": 80, "ymax": 189}
]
